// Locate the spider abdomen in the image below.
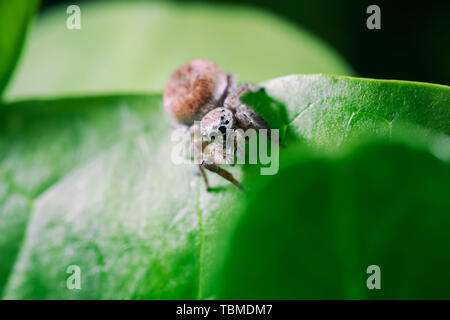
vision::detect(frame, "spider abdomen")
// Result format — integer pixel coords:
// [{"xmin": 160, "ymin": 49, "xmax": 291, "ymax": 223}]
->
[{"xmin": 163, "ymin": 59, "xmax": 228, "ymax": 125}]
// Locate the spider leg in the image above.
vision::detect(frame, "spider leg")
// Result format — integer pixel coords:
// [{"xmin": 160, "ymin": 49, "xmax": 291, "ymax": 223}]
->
[
  {"xmin": 198, "ymin": 164, "xmax": 211, "ymax": 191},
  {"xmin": 223, "ymin": 82, "xmax": 285, "ymax": 147},
  {"xmin": 235, "ymin": 82, "xmax": 261, "ymax": 95},
  {"xmin": 201, "ymin": 162, "xmax": 245, "ymax": 192},
  {"xmin": 224, "ymin": 82, "xmax": 261, "ymax": 111},
  {"xmin": 227, "ymin": 73, "xmax": 237, "ymax": 93},
  {"xmin": 235, "ymin": 104, "xmax": 286, "ymax": 148}
]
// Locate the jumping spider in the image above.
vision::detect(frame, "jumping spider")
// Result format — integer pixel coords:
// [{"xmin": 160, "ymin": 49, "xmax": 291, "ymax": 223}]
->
[{"xmin": 164, "ymin": 59, "xmax": 281, "ymax": 191}]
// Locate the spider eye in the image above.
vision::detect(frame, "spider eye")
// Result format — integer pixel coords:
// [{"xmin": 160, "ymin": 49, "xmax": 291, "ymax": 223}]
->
[{"xmin": 218, "ymin": 126, "xmax": 226, "ymax": 134}]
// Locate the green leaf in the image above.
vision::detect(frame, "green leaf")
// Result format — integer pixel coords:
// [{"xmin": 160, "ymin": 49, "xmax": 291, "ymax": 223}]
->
[
  {"xmin": 218, "ymin": 142, "xmax": 450, "ymax": 299},
  {"xmin": 5, "ymin": 1, "xmax": 352, "ymax": 101},
  {"xmin": 218, "ymin": 76, "xmax": 450, "ymax": 299},
  {"xmin": 0, "ymin": 75, "xmax": 448, "ymax": 299},
  {"xmin": 244, "ymin": 75, "xmax": 450, "ymax": 152},
  {"xmin": 0, "ymin": 94, "xmax": 244, "ymax": 299},
  {"xmin": 0, "ymin": 0, "xmax": 39, "ymax": 99}
]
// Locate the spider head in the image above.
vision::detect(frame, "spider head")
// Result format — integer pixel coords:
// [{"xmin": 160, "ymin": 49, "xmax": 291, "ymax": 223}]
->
[{"xmin": 200, "ymin": 107, "xmax": 234, "ymax": 143}]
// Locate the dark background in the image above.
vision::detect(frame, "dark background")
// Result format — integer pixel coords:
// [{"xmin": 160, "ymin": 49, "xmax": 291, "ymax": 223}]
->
[{"xmin": 41, "ymin": 0, "xmax": 450, "ymax": 85}]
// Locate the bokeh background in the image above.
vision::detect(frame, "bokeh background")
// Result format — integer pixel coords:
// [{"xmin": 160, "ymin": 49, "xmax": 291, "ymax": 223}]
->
[{"xmin": 39, "ymin": 0, "xmax": 449, "ymax": 85}]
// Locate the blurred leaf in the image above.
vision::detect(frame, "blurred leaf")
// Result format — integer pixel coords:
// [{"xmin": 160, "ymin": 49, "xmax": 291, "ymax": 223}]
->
[
  {"xmin": 0, "ymin": 75, "xmax": 448, "ymax": 298},
  {"xmin": 5, "ymin": 1, "xmax": 352, "ymax": 101},
  {"xmin": 0, "ymin": 0, "xmax": 39, "ymax": 99},
  {"xmin": 219, "ymin": 142, "xmax": 450, "ymax": 299}
]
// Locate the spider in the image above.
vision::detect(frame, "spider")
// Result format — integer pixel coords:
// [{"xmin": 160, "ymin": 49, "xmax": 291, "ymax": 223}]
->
[{"xmin": 164, "ymin": 59, "xmax": 281, "ymax": 191}]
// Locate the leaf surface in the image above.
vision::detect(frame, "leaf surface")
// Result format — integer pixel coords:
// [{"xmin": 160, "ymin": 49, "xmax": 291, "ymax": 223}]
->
[
  {"xmin": 1, "ymin": 75, "xmax": 448, "ymax": 298},
  {"xmin": 0, "ymin": 0, "xmax": 39, "ymax": 98},
  {"xmin": 219, "ymin": 142, "xmax": 450, "ymax": 299}
]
